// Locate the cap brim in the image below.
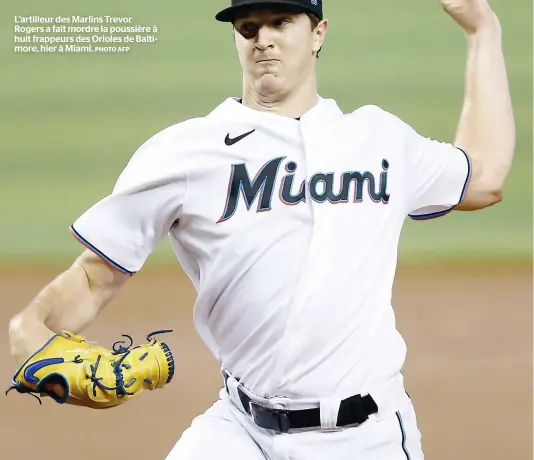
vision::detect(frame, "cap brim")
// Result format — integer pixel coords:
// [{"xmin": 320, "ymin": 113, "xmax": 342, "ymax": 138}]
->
[{"xmin": 215, "ymin": 1, "xmax": 318, "ymax": 23}]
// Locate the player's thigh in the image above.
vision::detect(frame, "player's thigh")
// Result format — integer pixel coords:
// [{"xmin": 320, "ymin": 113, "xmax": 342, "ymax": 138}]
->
[{"xmin": 165, "ymin": 398, "xmax": 267, "ymax": 460}]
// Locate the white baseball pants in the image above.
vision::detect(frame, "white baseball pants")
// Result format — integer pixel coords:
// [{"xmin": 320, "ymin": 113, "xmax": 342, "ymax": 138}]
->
[{"xmin": 166, "ymin": 381, "xmax": 423, "ymax": 460}]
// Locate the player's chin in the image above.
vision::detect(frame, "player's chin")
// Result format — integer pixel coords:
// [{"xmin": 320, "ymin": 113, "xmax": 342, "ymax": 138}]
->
[{"xmin": 256, "ymin": 73, "xmax": 285, "ymax": 94}]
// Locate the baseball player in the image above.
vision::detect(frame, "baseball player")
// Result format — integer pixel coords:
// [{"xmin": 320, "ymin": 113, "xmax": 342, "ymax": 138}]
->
[{"xmin": 8, "ymin": 0, "xmax": 514, "ymax": 458}]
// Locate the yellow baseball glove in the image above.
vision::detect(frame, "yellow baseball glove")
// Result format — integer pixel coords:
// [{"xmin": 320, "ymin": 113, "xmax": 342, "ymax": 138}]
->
[{"xmin": 6, "ymin": 329, "xmax": 175, "ymax": 409}]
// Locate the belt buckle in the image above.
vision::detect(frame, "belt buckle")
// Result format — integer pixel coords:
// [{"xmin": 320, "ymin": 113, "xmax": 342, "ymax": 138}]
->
[{"xmin": 249, "ymin": 401, "xmax": 291, "ymax": 434}]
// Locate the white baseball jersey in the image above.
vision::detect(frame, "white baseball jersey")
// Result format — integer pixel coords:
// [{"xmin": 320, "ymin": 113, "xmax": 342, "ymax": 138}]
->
[{"xmin": 71, "ymin": 96, "xmax": 471, "ymax": 401}]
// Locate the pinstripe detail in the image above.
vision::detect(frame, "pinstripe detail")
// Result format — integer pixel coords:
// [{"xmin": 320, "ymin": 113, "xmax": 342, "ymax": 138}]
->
[{"xmin": 395, "ymin": 411, "xmax": 411, "ymax": 460}]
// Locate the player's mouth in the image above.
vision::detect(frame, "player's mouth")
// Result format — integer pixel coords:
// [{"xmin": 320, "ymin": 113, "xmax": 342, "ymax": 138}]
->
[{"xmin": 256, "ymin": 58, "xmax": 280, "ymax": 64}]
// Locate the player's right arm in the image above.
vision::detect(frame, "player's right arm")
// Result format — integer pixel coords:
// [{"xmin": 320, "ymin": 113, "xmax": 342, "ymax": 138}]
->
[{"xmin": 9, "ymin": 249, "xmax": 130, "ymax": 366}]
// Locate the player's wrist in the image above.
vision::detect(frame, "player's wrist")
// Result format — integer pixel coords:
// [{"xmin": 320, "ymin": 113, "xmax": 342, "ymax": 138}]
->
[
  {"xmin": 8, "ymin": 313, "xmax": 54, "ymax": 366},
  {"xmin": 465, "ymin": 12, "xmax": 501, "ymax": 38}
]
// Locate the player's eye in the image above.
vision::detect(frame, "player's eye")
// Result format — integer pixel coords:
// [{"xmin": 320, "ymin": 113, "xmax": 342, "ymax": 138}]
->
[
  {"xmin": 272, "ymin": 17, "xmax": 290, "ymax": 27},
  {"xmin": 238, "ymin": 22, "xmax": 259, "ymax": 39}
]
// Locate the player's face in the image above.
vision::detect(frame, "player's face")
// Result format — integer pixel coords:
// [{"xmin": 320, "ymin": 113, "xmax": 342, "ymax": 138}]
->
[{"xmin": 233, "ymin": 8, "xmax": 325, "ymax": 97}]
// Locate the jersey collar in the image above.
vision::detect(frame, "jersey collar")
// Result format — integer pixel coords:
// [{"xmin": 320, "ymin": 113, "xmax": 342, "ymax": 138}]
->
[{"xmin": 209, "ymin": 96, "xmax": 343, "ymax": 124}]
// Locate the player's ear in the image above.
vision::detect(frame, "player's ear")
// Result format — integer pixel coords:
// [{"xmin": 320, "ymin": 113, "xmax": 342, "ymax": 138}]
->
[
  {"xmin": 312, "ymin": 18, "xmax": 328, "ymax": 55},
  {"xmin": 232, "ymin": 25, "xmax": 238, "ymax": 43}
]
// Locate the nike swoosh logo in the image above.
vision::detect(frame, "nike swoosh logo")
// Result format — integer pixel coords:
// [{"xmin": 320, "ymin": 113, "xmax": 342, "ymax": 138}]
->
[
  {"xmin": 23, "ymin": 358, "xmax": 64, "ymax": 384},
  {"xmin": 225, "ymin": 129, "xmax": 255, "ymax": 146}
]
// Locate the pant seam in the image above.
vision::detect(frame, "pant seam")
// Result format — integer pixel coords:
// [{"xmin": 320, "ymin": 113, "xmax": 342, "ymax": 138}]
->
[{"xmin": 395, "ymin": 410, "xmax": 411, "ymax": 460}]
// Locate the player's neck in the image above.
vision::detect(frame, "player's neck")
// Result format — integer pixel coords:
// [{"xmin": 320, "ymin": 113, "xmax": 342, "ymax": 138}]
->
[{"xmin": 241, "ymin": 76, "xmax": 319, "ymax": 119}]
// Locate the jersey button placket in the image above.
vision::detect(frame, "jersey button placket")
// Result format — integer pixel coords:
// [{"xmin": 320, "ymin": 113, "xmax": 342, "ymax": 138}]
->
[{"xmin": 269, "ymin": 122, "xmax": 312, "ymax": 392}]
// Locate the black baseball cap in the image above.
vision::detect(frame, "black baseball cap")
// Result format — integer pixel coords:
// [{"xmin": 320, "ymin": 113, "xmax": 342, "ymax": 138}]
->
[{"xmin": 215, "ymin": 0, "xmax": 323, "ymax": 23}]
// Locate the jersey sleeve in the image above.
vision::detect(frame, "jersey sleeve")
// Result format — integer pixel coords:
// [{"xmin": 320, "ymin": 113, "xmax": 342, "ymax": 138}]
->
[
  {"xmin": 377, "ymin": 108, "xmax": 471, "ymax": 220},
  {"xmin": 406, "ymin": 141, "xmax": 471, "ymax": 220},
  {"xmin": 69, "ymin": 129, "xmax": 187, "ymax": 274}
]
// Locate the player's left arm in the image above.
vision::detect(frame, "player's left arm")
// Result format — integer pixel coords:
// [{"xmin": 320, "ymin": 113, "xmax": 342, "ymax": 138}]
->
[{"xmin": 442, "ymin": 0, "xmax": 515, "ymax": 211}]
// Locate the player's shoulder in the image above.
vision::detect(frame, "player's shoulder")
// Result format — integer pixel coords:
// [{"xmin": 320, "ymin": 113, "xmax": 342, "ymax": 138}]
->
[
  {"xmin": 347, "ymin": 104, "xmax": 392, "ymax": 119},
  {"xmin": 344, "ymin": 104, "xmax": 415, "ymax": 134},
  {"xmin": 126, "ymin": 109, "xmax": 225, "ymax": 167},
  {"xmin": 138, "ymin": 115, "xmax": 217, "ymax": 152}
]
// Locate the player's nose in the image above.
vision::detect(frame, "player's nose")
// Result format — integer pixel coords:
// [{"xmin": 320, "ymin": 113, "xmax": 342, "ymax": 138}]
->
[{"xmin": 255, "ymin": 25, "xmax": 275, "ymax": 50}]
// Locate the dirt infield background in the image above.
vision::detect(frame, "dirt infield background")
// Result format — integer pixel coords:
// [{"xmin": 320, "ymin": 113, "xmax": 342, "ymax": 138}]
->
[{"xmin": 0, "ymin": 264, "xmax": 531, "ymax": 460}]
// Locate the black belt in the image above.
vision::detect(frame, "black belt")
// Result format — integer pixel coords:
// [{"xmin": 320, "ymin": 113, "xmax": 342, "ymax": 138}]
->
[{"xmin": 223, "ymin": 372, "xmax": 378, "ymax": 434}]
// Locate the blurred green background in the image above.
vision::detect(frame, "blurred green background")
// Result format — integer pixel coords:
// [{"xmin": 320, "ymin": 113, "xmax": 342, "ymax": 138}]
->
[{"xmin": 1, "ymin": 0, "xmax": 532, "ymax": 268}]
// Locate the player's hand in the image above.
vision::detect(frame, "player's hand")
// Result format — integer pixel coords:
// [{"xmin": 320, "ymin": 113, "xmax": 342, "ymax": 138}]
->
[{"xmin": 439, "ymin": 0, "xmax": 497, "ymax": 35}]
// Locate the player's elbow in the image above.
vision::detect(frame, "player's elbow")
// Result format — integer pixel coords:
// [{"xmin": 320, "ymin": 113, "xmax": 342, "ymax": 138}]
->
[
  {"xmin": 456, "ymin": 155, "xmax": 507, "ymax": 211},
  {"xmin": 475, "ymin": 170, "xmax": 506, "ymax": 207},
  {"xmin": 489, "ymin": 187, "xmax": 503, "ymax": 205},
  {"xmin": 480, "ymin": 178, "xmax": 504, "ymax": 205},
  {"xmin": 480, "ymin": 188, "xmax": 503, "ymax": 208},
  {"xmin": 456, "ymin": 181, "xmax": 503, "ymax": 211}
]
